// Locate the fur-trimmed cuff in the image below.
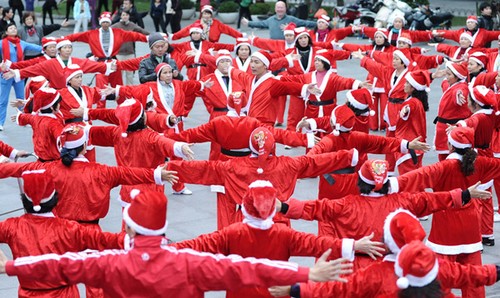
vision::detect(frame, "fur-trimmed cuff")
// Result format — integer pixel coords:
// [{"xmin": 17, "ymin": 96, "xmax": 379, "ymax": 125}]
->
[
  {"xmin": 285, "ymin": 198, "xmax": 306, "ymax": 219},
  {"xmin": 198, "ymin": 81, "xmax": 205, "ymax": 92},
  {"xmin": 15, "ymin": 110, "xmax": 21, "ymax": 126},
  {"xmin": 305, "ymin": 119, "xmax": 317, "ymax": 132},
  {"xmin": 457, "ymin": 120, "xmax": 467, "ymax": 127},
  {"xmin": 306, "ymin": 132, "xmax": 315, "ymax": 148},
  {"xmin": 450, "ymin": 188, "xmax": 463, "ymax": 208},
  {"xmin": 300, "ymin": 84, "xmax": 309, "ymax": 100},
  {"xmin": 388, "ymin": 177, "xmax": 399, "ymax": 193},
  {"xmin": 173, "ymin": 142, "xmax": 187, "ymax": 159},
  {"xmin": 351, "ymin": 148, "xmax": 359, "ymax": 167},
  {"xmin": 13, "ymin": 69, "xmax": 21, "ymax": 82},
  {"xmin": 352, "ymin": 80, "xmax": 361, "ymax": 89},
  {"xmin": 4, "ymin": 59, "xmax": 12, "ymax": 69},
  {"xmin": 286, "ymin": 55, "xmax": 294, "ymax": 68},
  {"xmin": 153, "ymin": 166, "xmax": 165, "ymax": 185},
  {"xmin": 342, "ymin": 238, "xmax": 355, "ymax": 261},
  {"xmin": 400, "ymin": 140, "xmax": 409, "ymax": 154},
  {"xmin": 105, "ymin": 61, "xmax": 115, "ymax": 76},
  {"xmin": 83, "ymin": 108, "xmax": 89, "ymax": 122},
  {"xmin": 9, "ymin": 149, "xmax": 18, "ymax": 160}
]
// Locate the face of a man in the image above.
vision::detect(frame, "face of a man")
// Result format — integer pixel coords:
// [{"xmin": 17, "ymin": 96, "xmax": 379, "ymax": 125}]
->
[
  {"xmin": 123, "ymin": 0, "xmax": 132, "ymax": 11},
  {"xmin": 44, "ymin": 44, "xmax": 57, "ymax": 57},
  {"xmin": 121, "ymin": 12, "xmax": 130, "ymax": 22},
  {"xmin": 151, "ymin": 41, "xmax": 167, "ymax": 56},
  {"xmin": 217, "ymin": 58, "xmax": 232, "ymax": 75},
  {"xmin": 250, "ymin": 57, "xmax": 267, "ymax": 76},
  {"xmin": 275, "ymin": 1, "xmax": 286, "ymax": 17}
]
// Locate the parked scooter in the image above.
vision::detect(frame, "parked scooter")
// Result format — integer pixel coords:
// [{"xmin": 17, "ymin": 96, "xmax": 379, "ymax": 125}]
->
[
  {"xmin": 406, "ymin": 5, "xmax": 453, "ymax": 42},
  {"xmin": 371, "ymin": 0, "xmax": 412, "ymax": 28}
]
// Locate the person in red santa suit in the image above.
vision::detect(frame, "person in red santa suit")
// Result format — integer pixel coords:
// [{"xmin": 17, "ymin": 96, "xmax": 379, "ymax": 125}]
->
[
  {"xmin": 276, "ymin": 159, "xmax": 490, "ymax": 271},
  {"xmin": 432, "ymin": 31, "xmax": 477, "ymax": 62},
  {"xmin": 0, "ymin": 169, "xmax": 126, "ymax": 298},
  {"xmin": 171, "ymin": 5, "xmax": 243, "ymax": 43},
  {"xmin": 2, "ymin": 36, "xmax": 58, "ymax": 71},
  {"xmin": 167, "ymin": 126, "xmax": 359, "ymax": 228},
  {"xmin": 362, "ymin": 16, "xmax": 433, "ymax": 47},
  {"xmin": 0, "ymin": 140, "xmax": 27, "ymax": 161},
  {"xmin": 434, "ymin": 15, "xmax": 500, "ymax": 49},
  {"xmin": 468, "ymin": 51, "xmax": 490, "ymax": 87},
  {"xmin": 11, "ymin": 76, "xmax": 48, "ymax": 114},
  {"xmin": 308, "ymin": 14, "xmax": 355, "ymax": 44},
  {"xmin": 233, "ymin": 38, "xmax": 253, "ymax": 74},
  {"xmin": 0, "ymin": 189, "xmax": 356, "ymax": 298},
  {"xmin": 486, "ymin": 35, "xmax": 500, "ymax": 73},
  {"xmin": 12, "ymin": 87, "xmax": 65, "ymax": 162},
  {"xmin": 88, "ymin": 99, "xmax": 194, "ymax": 206},
  {"xmin": 174, "ymin": 180, "xmax": 385, "ymax": 298},
  {"xmin": 392, "ymin": 127, "xmax": 500, "ymax": 297},
  {"xmin": 3, "ymin": 38, "xmax": 116, "ymax": 90}
]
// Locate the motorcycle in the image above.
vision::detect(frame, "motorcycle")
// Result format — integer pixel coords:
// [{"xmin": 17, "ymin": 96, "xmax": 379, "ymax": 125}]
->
[
  {"xmin": 405, "ymin": 5, "xmax": 453, "ymax": 42},
  {"xmin": 368, "ymin": 0, "xmax": 412, "ymax": 28}
]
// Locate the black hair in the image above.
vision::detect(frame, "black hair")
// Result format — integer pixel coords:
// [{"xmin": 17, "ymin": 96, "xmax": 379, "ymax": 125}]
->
[
  {"xmin": 399, "ymin": 279, "xmax": 444, "ymax": 298},
  {"xmin": 372, "ymin": 40, "xmax": 391, "ymax": 48},
  {"xmin": 454, "ymin": 147, "xmax": 477, "ymax": 176},
  {"xmin": 39, "ymin": 97, "xmax": 62, "ymax": 114},
  {"xmin": 346, "ymin": 100, "xmax": 369, "ymax": 116},
  {"xmin": 236, "ymin": 44, "xmax": 252, "ymax": 57},
  {"xmin": 22, "ymin": 11, "xmax": 36, "ymax": 24},
  {"xmin": 120, "ymin": 10, "xmax": 131, "ymax": 16},
  {"xmin": 2, "ymin": 7, "xmax": 12, "ymax": 18},
  {"xmin": 411, "ymin": 89, "xmax": 429, "ymax": 112},
  {"xmin": 123, "ymin": 0, "xmax": 134, "ymax": 5},
  {"xmin": 313, "ymin": 25, "xmax": 332, "ymax": 33},
  {"xmin": 295, "ymin": 35, "xmax": 313, "ymax": 48},
  {"xmin": 61, "ymin": 144, "xmax": 85, "ymax": 167},
  {"xmin": 316, "ymin": 59, "xmax": 331, "ymax": 71},
  {"xmin": 479, "ymin": 2, "xmax": 492, "ymax": 12},
  {"xmin": 21, "ymin": 192, "xmax": 58, "ymax": 213},
  {"xmin": 357, "ymin": 177, "xmax": 390, "ymax": 195},
  {"xmin": 1, "ymin": 22, "xmax": 17, "ymax": 38},
  {"xmin": 127, "ymin": 111, "xmax": 147, "ymax": 132},
  {"xmin": 468, "ymin": 94, "xmax": 492, "ymax": 110}
]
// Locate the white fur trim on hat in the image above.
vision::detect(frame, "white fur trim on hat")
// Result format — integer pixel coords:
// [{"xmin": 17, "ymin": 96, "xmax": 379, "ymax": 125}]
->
[
  {"xmin": 404, "ymin": 72, "xmax": 427, "ymax": 91},
  {"xmin": 393, "ymin": 50, "xmax": 410, "ymax": 66},
  {"xmin": 189, "ymin": 27, "xmax": 203, "ymax": 34},
  {"xmin": 99, "ymin": 17, "xmax": 111, "ymax": 24},
  {"xmin": 56, "ymin": 39, "xmax": 72, "ymax": 50},
  {"xmin": 397, "ymin": 36, "xmax": 412, "ymax": 46},
  {"xmin": 64, "ymin": 133, "xmax": 87, "ymax": 149},
  {"xmin": 346, "ymin": 92, "xmax": 368, "ymax": 110},
  {"xmin": 284, "ymin": 30, "xmax": 295, "ymax": 35},
  {"xmin": 252, "ymin": 52, "xmax": 270, "ymax": 68},
  {"xmin": 469, "ymin": 56, "xmax": 485, "ymax": 68},
  {"xmin": 395, "ymin": 256, "xmax": 439, "ymax": 289},
  {"xmin": 383, "ymin": 209, "xmax": 418, "ymax": 254},
  {"xmin": 358, "ymin": 168, "xmax": 389, "ymax": 186},
  {"xmin": 445, "ymin": 61, "xmax": 467, "ymax": 80},
  {"xmin": 448, "ymin": 132, "xmax": 472, "ymax": 149},
  {"xmin": 123, "ymin": 204, "xmax": 168, "ymax": 236},
  {"xmin": 40, "ymin": 93, "xmax": 61, "ymax": 110},
  {"xmin": 66, "ymin": 69, "xmax": 83, "ymax": 84},
  {"xmin": 460, "ymin": 32, "xmax": 474, "ymax": 43},
  {"xmin": 248, "ymin": 180, "xmax": 274, "ymax": 188}
]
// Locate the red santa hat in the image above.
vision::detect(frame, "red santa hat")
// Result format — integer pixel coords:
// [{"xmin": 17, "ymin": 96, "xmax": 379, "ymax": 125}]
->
[
  {"xmin": 468, "ymin": 85, "xmax": 496, "ymax": 108},
  {"xmin": 201, "ymin": 5, "xmax": 214, "ymax": 14},
  {"xmin": 383, "ymin": 209, "xmax": 426, "ymax": 254},
  {"xmin": 374, "ymin": 29, "xmax": 389, "ymax": 40},
  {"xmin": 215, "ymin": 49, "xmax": 233, "ymax": 65},
  {"xmin": 21, "ymin": 169, "xmax": 56, "ymax": 212},
  {"xmin": 123, "ymin": 189, "xmax": 168, "ymax": 236},
  {"xmin": 397, "ymin": 33, "xmax": 412, "ymax": 46},
  {"xmin": 330, "ymin": 105, "xmax": 356, "ymax": 136},
  {"xmin": 346, "ymin": 88, "xmax": 375, "ymax": 116},
  {"xmin": 189, "ymin": 24, "xmax": 204, "ymax": 34},
  {"xmin": 469, "ymin": 51, "xmax": 488, "ymax": 69},
  {"xmin": 24, "ymin": 76, "xmax": 48, "ymax": 99},
  {"xmin": 32, "ymin": 87, "xmax": 61, "ymax": 112},
  {"xmin": 41, "ymin": 37, "xmax": 57, "ymax": 48},
  {"xmin": 448, "ymin": 126, "xmax": 474, "ymax": 149},
  {"xmin": 446, "ymin": 61, "xmax": 468, "ymax": 81},
  {"xmin": 358, "ymin": 159, "xmax": 389, "ymax": 191},
  {"xmin": 317, "ymin": 14, "xmax": 331, "ymax": 25},
  {"xmin": 99, "ymin": 11, "xmax": 112, "ymax": 24},
  {"xmin": 393, "ymin": 49, "xmax": 412, "ymax": 66},
  {"xmin": 467, "ymin": 15, "xmax": 478, "ymax": 24},
  {"xmin": 294, "ymin": 26, "xmax": 310, "ymax": 42},
  {"xmin": 249, "ymin": 127, "xmax": 275, "ymax": 174},
  {"xmin": 251, "ymin": 50, "xmax": 272, "ymax": 68},
  {"xmin": 139, "ymin": 87, "xmax": 157, "ymax": 111},
  {"xmin": 59, "ymin": 125, "xmax": 87, "ymax": 150},
  {"xmin": 315, "ymin": 49, "xmax": 334, "ymax": 66},
  {"xmin": 459, "ymin": 31, "xmax": 474, "ymax": 43},
  {"xmin": 235, "ymin": 38, "xmax": 251, "ymax": 52},
  {"xmin": 155, "ymin": 62, "xmax": 172, "ymax": 78},
  {"xmin": 242, "ymin": 180, "xmax": 277, "ymax": 220},
  {"xmin": 228, "ymin": 91, "xmax": 247, "ymax": 116},
  {"xmin": 56, "ymin": 37, "xmax": 72, "ymax": 50},
  {"xmin": 283, "ymin": 22, "xmax": 297, "ymax": 36},
  {"xmin": 395, "ymin": 241, "xmax": 439, "ymax": 289},
  {"xmin": 64, "ymin": 64, "xmax": 83, "ymax": 84},
  {"xmin": 115, "ymin": 99, "xmax": 144, "ymax": 137},
  {"xmin": 405, "ymin": 70, "xmax": 431, "ymax": 92}
]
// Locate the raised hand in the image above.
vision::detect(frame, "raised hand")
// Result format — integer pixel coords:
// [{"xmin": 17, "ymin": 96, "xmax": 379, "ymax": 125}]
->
[
  {"xmin": 296, "ymin": 116, "xmax": 311, "ymax": 132},
  {"xmin": 160, "ymin": 166, "xmax": 179, "ymax": 184},
  {"xmin": 408, "ymin": 136, "xmax": 431, "ymax": 152},
  {"xmin": 468, "ymin": 182, "xmax": 493, "ymax": 199},
  {"xmin": 3, "ymin": 70, "xmax": 15, "ymax": 80},
  {"xmin": 308, "ymin": 249, "xmax": 353, "ymax": 282},
  {"xmin": 181, "ymin": 143, "xmax": 195, "ymax": 160},
  {"xmin": 354, "ymin": 232, "xmax": 385, "ymax": 260}
]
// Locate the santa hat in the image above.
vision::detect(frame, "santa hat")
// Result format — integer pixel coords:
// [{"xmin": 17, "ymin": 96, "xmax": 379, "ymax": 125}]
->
[
  {"xmin": 139, "ymin": 87, "xmax": 157, "ymax": 111},
  {"xmin": 395, "ymin": 241, "xmax": 439, "ymax": 289},
  {"xmin": 469, "ymin": 51, "xmax": 488, "ymax": 69},
  {"xmin": 315, "ymin": 49, "xmax": 334, "ymax": 66},
  {"xmin": 446, "ymin": 61, "xmax": 468, "ymax": 81},
  {"xmin": 41, "ymin": 37, "xmax": 57, "ymax": 48},
  {"xmin": 32, "ymin": 87, "xmax": 61, "ymax": 112},
  {"xmin": 201, "ymin": 5, "xmax": 214, "ymax": 14},
  {"xmin": 249, "ymin": 127, "xmax": 275, "ymax": 174},
  {"xmin": 448, "ymin": 126, "xmax": 474, "ymax": 149},
  {"xmin": 235, "ymin": 38, "xmax": 251, "ymax": 52},
  {"xmin": 64, "ymin": 64, "xmax": 83, "ymax": 84},
  {"xmin": 346, "ymin": 88, "xmax": 375, "ymax": 116},
  {"xmin": 330, "ymin": 105, "xmax": 356, "ymax": 136},
  {"xmin": 56, "ymin": 37, "xmax": 72, "ymax": 50},
  {"xmin": 405, "ymin": 70, "xmax": 431, "ymax": 92},
  {"xmin": 99, "ymin": 11, "xmax": 112, "ymax": 24},
  {"xmin": 59, "ymin": 125, "xmax": 87, "ymax": 150},
  {"xmin": 155, "ymin": 62, "xmax": 172, "ymax": 78},
  {"xmin": 21, "ymin": 169, "xmax": 56, "ymax": 212},
  {"xmin": 467, "ymin": 15, "xmax": 478, "ymax": 24},
  {"xmin": 283, "ymin": 22, "xmax": 297, "ymax": 36},
  {"xmin": 393, "ymin": 49, "xmax": 411, "ymax": 66},
  {"xmin": 242, "ymin": 180, "xmax": 277, "ymax": 221},
  {"xmin": 24, "ymin": 76, "xmax": 48, "ymax": 99},
  {"xmin": 383, "ymin": 209, "xmax": 426, "ymax": 254},
  {"xmin": 374, "ymin": 29, "xmax": 389, "ymax": 40},
  {"xmin": 294, "ymin": 26, "xmax": 310, "ymax": 43},
  {"xmin": 317, "ymin": 14, "xmax": 330, "ymax": 25},
  {"xmin": 189, "ymin": 24, "xmax": 204, "ymax": 34},
  {"xmin": 469, "ymin": 85, "xmax": 496, "ymax": 108},
  {"xmin": 460, "ymin": 32, "xmax": 474, "ymax": 43},
  {"xmin": 228, "ymin": 91, "xmax": 247, "ymax": 116},
  {"xmin": 251, "ymin": 50, "xmax": 272, "ymax": 68},
  {"xmin": 215, "ymin": 49, "xmax": 233, "ymax": 65},
  {"xmin": 115, "ymin": 99, "xmax": 144, "ymax": 137},
  {"xmin": 358, "ymin": 159, "xmax": 389, "ymax": 191},
  {"xmin": 393, "ymin": 15, "xmax": 407, "ymax": 25},
  {"xmin": 123, "ymin": 189, "xmax": 168, "ymax": 236},
  {"xmin": 397, "ymin": 33, "xmax": 412, "ymax": 46}
]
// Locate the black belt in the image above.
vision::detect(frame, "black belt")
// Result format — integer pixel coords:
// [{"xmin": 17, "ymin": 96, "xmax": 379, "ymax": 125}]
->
[
  {"xmin": 308, "ymin": 99, "xmax": 334, "ymax": 106},
  {"xmin": 65, "ymin": 117, "xmax": 83, "ymax": 124},
  {"xmin": 322, "ymin": 167, "xmax": 356, "ymax": 185},
  {"xmin": 433, "ymin": 116, "xmax": 463, "ymax": 125},
  {"xmin": 77, "ymin": 219, "xmax": 100, "ymax": 225},
  {"xmin": 96, "ymin": 56, "xmax": 117, "ymax": 62},
  {"xmin": 213, "ymin": 107, "xmax": 229, "ymax": 112},
  {"xmin": 38, "ymin": 158, "xmax": 57, "ymax": 163},
  {"xmin": 388, "ymin": 98, "xmax": 404, "ymax": 104},
  {"xmin": 188, "ymin": 63, "xmax": 207, "ymax": 68},
  {"xmin": 477, "ymin": 144, "xmax": 490, "ymax": 149},
  {"xmin": 221, "ymin": 148, "xmax": 251, "ymax": 157}
]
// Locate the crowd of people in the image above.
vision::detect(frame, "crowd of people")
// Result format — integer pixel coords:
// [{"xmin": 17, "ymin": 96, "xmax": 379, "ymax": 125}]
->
[{"xmin": 1, "ymin": 0, "xmax": 500, "ymax": 297}]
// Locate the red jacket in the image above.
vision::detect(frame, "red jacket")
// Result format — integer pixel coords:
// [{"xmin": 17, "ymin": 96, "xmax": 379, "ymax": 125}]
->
[
  {"xmin": 438, "ymin": 28, "xmax": 500, "ymax": 48},
  {"xmin": 457, "ymin": 109, "xmax": 496, "ymax": 157},
  {"xmin": 0, "ymin": 140, "xmax": 17, "ymax": 160},
  {"xmin": 59, "ymin": 86, "xmax": 103, "ymax": 123},
  {"xmin": 395, "ymin": 97, "xmax": 427, "ymax": 167},
  {"xmin": 172, "ymin": 19, "xmax": 243, "ymax": 42},
  {"xmin": 363, "ymin": 27, "xmax": 432, "ymax": 46}
]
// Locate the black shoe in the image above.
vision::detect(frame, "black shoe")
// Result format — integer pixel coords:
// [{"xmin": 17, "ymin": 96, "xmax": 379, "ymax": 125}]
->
[
  {"xmin": 275, "ymin": 122, "xmax": 283, "ymax": 127},
  {"xmin": 482, "ymin": 237, "xmax": 495, "ymax": 246}
]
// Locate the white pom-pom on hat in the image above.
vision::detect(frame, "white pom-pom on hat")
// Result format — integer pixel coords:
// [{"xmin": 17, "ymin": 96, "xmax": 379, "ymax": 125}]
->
[
  {"xmin": 121, "ymin": 132, "xmax": 128, "ymax": 138},
  {"xmin": 130, "ymin": 189, "xmax": 141, "ymax": 199},
  {"xmin": 257, "ymin": 168, "xmax": 264, "ymax": 174},
  {"xmin": 397, "ymin": 277, "xmax": 409, "ymax": 289},
  {"xmin": 369, "ymin": 110, "xmax": 375, "ymax": 116},
  {"xmin": 33, "ymin": 205, "xmax": 41, "ymax": 212}
]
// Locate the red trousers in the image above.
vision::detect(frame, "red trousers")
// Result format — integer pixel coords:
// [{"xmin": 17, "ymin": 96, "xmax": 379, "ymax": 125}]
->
[
  {"xmin": 479, "ymin": 196, "xmax": 494, "ymax": 239},
  {"xmin": 369, "ymin": 92, "xmax": 388, "ymax": 131},
  {"xmin": 81, "ymin": 222, "xmax": 105, "ymax": 298},
  {"xmin": 396, "ymin": 154, "xmax": 423, "ymax": 176},
  {"xmin": 385, "ymin": 130, "xmax": 396, "ymax": 175},
  {"xmin": 286, "ymin": 95, "xmax": 305, "ymax": 131},
  {"xmin": 216, "ymin": 192, "xmax": 242, "ymax": 230},
  {"xmin": 437, "ymin": 251, "xmax": 485, "ymax": 298}
]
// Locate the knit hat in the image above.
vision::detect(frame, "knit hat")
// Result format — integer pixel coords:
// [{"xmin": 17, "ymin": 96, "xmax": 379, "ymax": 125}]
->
[
  {"xmin": 467, "ymin": 15, "xmax": 478, "ymax": 23},
  {"xmin": 251, "ymin": 50, "xmax": 272, "ymax": 68},
  {"xmin": 228, "ymin": 91, "xmax": 247, "ymax": 116},
  {"xmin": 317, "ymin": 14, "xmax": 330, "ymax": 25},
  {"xmin": 446, "ymin": 61, "xmax": 468, "ymax": 80},
  {"xmin": 201, "ymin": 5, "xmax": 214, "ymax": 14},
  {"xmin": 32, "ymin": 87, "xmax": 61, "ymax": 112},
  {"xmin": 235, "ymin": 38, "xmax": 251, "ymax": 52},
  {"xmin": 283, "ymin": 22, "xmax": 297, "ymax": 36},
  {"xmin": 160, "ymin": 32, "xmax": 169, "ymax": 40},
  {"xmin": 469, "ymin": 85, "xmax": 496, "ymax": 108},
  {"xmin": 395, "ymin": 241, "xmax": 439, "ymax": 289},
  {"xmin": 346, "ymin": 88, "xmax": 375, "ymax": 116},
  {"xmin": 148, "ymin": 32, "xmax": 166, "ymax": 48},
  {"xmin": 115, "ymin": 99, "xmax": 144, "ymax": 137},
  {"xmin": 294, "ymin": 26, "xmax": 310, "ymax": 42},
  {"xmin": 315, "ymin": 49, "xmax": 334, "ymax": 66},
  {"xmin": 41, "ymin": 37, "xmax": 57, "ymax": 48},
  {"xmin": 56, "ymin": 37, "xmax": 72, "ymax": 50},
  {"xmin": 469, "ymin": 51, "xmax": 488, "ymax": 69},
  {"xmin": 330, "ymin": 105, "xmax": 356, "ymax": 136},
  {"xmin": 22, "ymin": 169, "xmax": 56, "ymax": 212},
  {"xmin": 24, "ymin": 76, "xmax": 48, "ymax": 100},
  {"xmin": 383, "ymin": 209, "xmax": 426, "ymax": 254},
  {"xmin": 393, "ymin": 49, "xmax": 412, "ymax": 66},
  {"xmin": 215, "ymin": 49, "xmax": 233, "ymax": 65},
  {"xmin": 393, "ymin": 15, "xmax": 406, "ymax": 25},
  {"xmin": 155, "ymin": 62, "xmax": 172, "ymax": 78},
  {"xmin": 242, "ymin": 180, "xmax": 277, "ymax": 220},
  {"xmin": 460, "ymin": 32, "xmax": 474, "ymax": 43},
  {"xmin": 397, "ymin": 33, "xmax": 412, "ymax": 46},
  {"xmin": 189, "ymin": 24, "xmax": 204, "ymax": 34},
  {"xmin": 358, "ymin": 159, "xmax": 389, "ymax": 191},
  {"xmin": 405, "ymin": 70, "xmax": 431, "ymax": 92},
  {"xmin": 59, "ymin": 125, "xmax": 87, "ymax": 150},
  {"xmin": 374, "ymin": 29, "xmax": 389, "ymax": 40},
  {"xmin": 249, "ymin": 127, "xmax": 275, "ymax": 174},
  {"xmin": 64, "ymin": 64, "xmax": 83, "ymax": 84},
  {"xmin": 99, "ymin": 11, "xmax": 112, "ymax": 24},
  {"xmin": 123, "ymin": 189, "xmax": 168, "ymax": 236},
  {"xmin": 448, "ymin": 126, "xmax": 474, "ymax": 149}
]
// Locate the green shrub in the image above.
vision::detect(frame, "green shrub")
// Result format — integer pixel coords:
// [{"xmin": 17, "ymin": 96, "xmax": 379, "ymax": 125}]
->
[
  {"xmin": 181, "ymin": 0, "xmax": 194, "ymax": 10},
  {"xmin": 218, "ymin": 1, "xmax": 239, "ymax": 13},
  {"xmin": 250, "ymin": 2, "xmax": 271, "ymax": 15}
]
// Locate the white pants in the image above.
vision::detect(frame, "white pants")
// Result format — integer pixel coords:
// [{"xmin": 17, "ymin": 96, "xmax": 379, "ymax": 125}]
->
[
  {"xmin": 117, "ymin": 54, "xmax": 135, "ymax": 85},
  {"xmin": 74, "ymin": 15, "xmax": 88, "ymax": 33}
]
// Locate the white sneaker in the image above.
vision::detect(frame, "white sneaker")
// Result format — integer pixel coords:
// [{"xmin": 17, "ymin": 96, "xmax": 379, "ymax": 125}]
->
[
  {"xmin": 494, "ymin": 213, "xmax": 500, "ymax": 223},
  {"xmin": 0, "ymin": 125, "xmax": 3, "ymax": 131},
  {"xmin": 173, "ymin": 187, "xmax": 193, "ymax": 195},
  {"xmin": 419, "ymin": 216, "xmax": 429, "ymax": 221},
  {"xmin": 284, "ymin": 145, "xmax": 293, "ymax": 150},
  {"xmin": 494, "ymin": 206, "xmax": 499, "ymax": 212}
]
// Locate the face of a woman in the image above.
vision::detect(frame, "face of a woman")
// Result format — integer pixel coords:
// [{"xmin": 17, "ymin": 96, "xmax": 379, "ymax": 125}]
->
[
  {"xmin": 201, "ymin": 12, "xmax": 212, "ymax": 23},
  {"xmin": 317, "ymin": 21, "xmax": 328, "ymax": 30},
  {"xmin": 392, "ymin": 56, "xmax": 403, "ymax": 69},
  {"xmin": 403, "ymin": 81, "xmax": 413, "ymax": 94},
  {"xmin": 314, "ymin": 58, "xmax": 325, "ymax": 71},
  {"xmin": 467, "ymin": 60, "xmax": 482, "ymax": 74},
  {"xmin": 237, "ymin": 46, "xmax": 250, "ymax": 60},
  {"xmin": 6, "ymin": 25, "xmax": 17, "ymax": 36},
  {"xmin": 6, "ymin": 9, "xmax": 13, "ymax": 19},
  {"xmin": 393, "ymin": 18, "xmax": 403, "ymax": 29},
  {"xmin": 374, "ymin": 34, "xmax": 385, "ymax": 45},
  {"xmin": 160, "ymin": 67, "xmax": 173, "ymax": 83},
  {"xmin": 69, "ymin": 73, "xmax": 83, "ymax": 88},
  {"xmin": 59, "ymin": 45, "xmax": 73, "ymax": 58},
  {"xmin": 298, "ymin": 35, "xmax": 309, "ymax": 47},
  {"xmin": 24, "ymin": 16, "xmax": 34, "ymax": 26}
]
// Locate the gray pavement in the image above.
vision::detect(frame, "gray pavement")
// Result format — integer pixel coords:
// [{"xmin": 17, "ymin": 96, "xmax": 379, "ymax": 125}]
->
[{"xmin": 1, "ymin": 1, "xmax": 500, "ymax": 297}]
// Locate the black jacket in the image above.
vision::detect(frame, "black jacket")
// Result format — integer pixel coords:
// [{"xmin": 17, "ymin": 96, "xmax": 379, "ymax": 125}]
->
[{"xmin": 138, "ymin": 51, "xmax": 183, "ymax": 83}]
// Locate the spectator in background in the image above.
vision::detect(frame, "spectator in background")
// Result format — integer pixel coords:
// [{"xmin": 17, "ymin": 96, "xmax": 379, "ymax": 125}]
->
[
  {"xmin": 0, "ymin": 8, "xmax": 15, "ymax": 35},
  {"xmin": 237, "ymin": 0, "xmax": 252, "ymax": 29},
  {"xmin": 25, "ymin": 0, "xmax": 35, "ymax": 13},
  {"xmin": 478, "ymin": 2, "xmax": 494, "ymax": 31},
  {"xmin": 74, "ymin": 0, "xmax": 91, "ymax": 33},
  {"xmin": 166, "ymin": 0, "xmax": 182, "ymax": 33},
  {"xmin": 139, "ymin": 32, "xmax": 182, "ymax": 84},
  {"xmin": 65, "ymin": 0, "xmax": 76, "ymax": 20},
  {"xmin": 112, "ymin": 10, "xmax": 149, "ymax": 85},
  {"xmin": 42, "ymin": 0, "xmax": 58, "ymax": 25},
  {"xmin": 19, "ymin": 12, "xmax": 66, "ymax": 59},
  {"xmin": 241, "ymin": 1, "xmax": 316, "ymax": 40},
  {"xmin": 95, "ymin": 0, "xmax": 109, "ymax": 22},
  {"xmin": 150, "ymin": 0, "xmax": 167, "ymax": 33},
  {"xmin": 8, "ymin": 0, "xmax": 23, "ymax": 23},
  {"xmin": 112, "ymin": 0, "xmax": 144, "ymax": 28}
]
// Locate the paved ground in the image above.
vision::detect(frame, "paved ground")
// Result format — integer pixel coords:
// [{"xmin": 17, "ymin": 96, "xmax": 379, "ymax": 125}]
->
[{"xmin": 0, "ymin": 1, "xmax": 500, "ymax": 297}]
